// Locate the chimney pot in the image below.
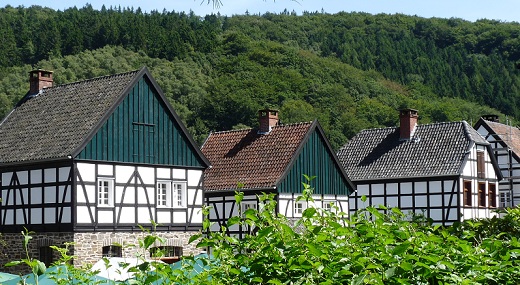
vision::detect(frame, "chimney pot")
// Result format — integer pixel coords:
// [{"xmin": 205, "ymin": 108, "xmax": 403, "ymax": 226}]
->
[
  {"xmin": 29, "ymin": 69, "xmax": 53, "ymax": 94},
  {"xmin": 482, "ymin": 114, "xmax": 499, "ymax": 123},
  {"xmin": 399, "ymin": 108, "xmax": 418, "ymax": 140},
  {"xmin": 258, "ymin": 109, "xmax": 279, "ymax": 134}
]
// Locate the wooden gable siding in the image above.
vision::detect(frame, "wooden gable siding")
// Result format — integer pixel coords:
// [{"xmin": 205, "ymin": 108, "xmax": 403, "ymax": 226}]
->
[
  {"xmin": 76, "ymin": 77, "xmax": 204, "ymax": 167},
  {"xmin": 277, "ymin": 131, "xmax": 352, "ymax": 196}
]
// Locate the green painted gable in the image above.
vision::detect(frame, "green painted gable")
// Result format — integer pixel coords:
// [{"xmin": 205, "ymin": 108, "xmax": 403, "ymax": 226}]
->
[
  {"xmin": 76, "ymin": 76, "xmax": 205, "ymax": 168},
  {"xmin": 277, "ymin": 130, "xmax": 353, "ymax": 196}
]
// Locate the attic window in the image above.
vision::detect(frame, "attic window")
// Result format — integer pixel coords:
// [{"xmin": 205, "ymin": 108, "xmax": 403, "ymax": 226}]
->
[{"xmin": 476, "ymin": 151, "xmax": 485, "ymax": 179}]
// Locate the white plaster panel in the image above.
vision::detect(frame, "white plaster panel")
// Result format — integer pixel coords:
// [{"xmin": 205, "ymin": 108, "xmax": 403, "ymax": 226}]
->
[
  {"xmin": 429, "ymin": 181, "xmax": 442, "ymax": 193},
  {"xmin": 187, "ymin": 170, "xmax": 202, "ymax": 187},
  {"xmin": 136, "ymin": 187, "xmax": 149, "ymax": 204},
  {"xmin": 461, "ymin": 160, "xmax": 472, "ymax": 177},
  {"xmin": 209, "ymin": 203, "xmax": 221, "ymax": 219},
  {"xmin": 44, "ymin": 208, "xmax": 55, "ymax": 223},
  {"xmin": 372, "ymin": 184, "xmax": 384, "ymax": 194},
  {"xmin": 210, "ymin": 222, "xmax": 220, "ymax": 232},
  {"xmin": 138, "ymin": 207, "xmax": 153, "ymax": 223},
  {"xmin": 1, "ymin": 190, "xmax": 7, "ymax": 206},
  {"xmin": 356, "ymin": 185, "xmax": 369, "ymax": 196},
  {"xmin": 187, "ymin": 189, "xmax": 196, "ymax": 206},
  {"xmin": 415, "ymin": 196, "xmax": 427, "ymax": 207},
  {"xmin": 157, "ymin": 211, "xmax": 171, "ymax": 224},
  {"xmin": 44, "ymin": 187, "xmax": 56, "ymax": 203},
  {"xmin": 172, "ymin": 169, "xmax": 186, "ymax": 180},
  {"xmin": 430, "ymin": 195, "xmax": 443, "ymax": 207},
  {"xmin": 371, "ymin": 197, "xmax": 384, "ymax": 207},
  {"xmin": 430, "ymin": 209, "xmax": 443, "ymax": 222},
  {"xmin": 156, "ymin": 168, "xmax": 170, "ymax": 179},
  {"xmin": 30, "ymin": 208, "xmax": 42, "ymax": 224},
  {"xmin": 61, "ymin": 207, "xmax": 71, "ymax": 223},
  {"xmin": 97, "ymin": 164, "xmax": 113, "ymax": 176},
  {"xmin": 17, "ymin": 171, "xmax": 28, "ymax": 185},
  {"xmin": 513, "ymin": 169, "xmax": 520, "ymax": 177},
  {"xmin": 443, "ymin": 180, "xmax": 454, "ymax": 192},
  {"xmin": 227, "ymin": 202, "xmax": 238, "ymax": 218},
  {"xmin": 444, "ymin": 194, "xmax": 454, "ymax": 206},
  {"xmin": 445, "ymin": 208, "xmax": 456, "ymax": 221},
  {"xmin": 59, "ymin": 186, "xmax": 71, "ymax": 203},
  {"xmin": 98, "ymin": 210, "xmax": 114, "ymax": 223},
  {"xmin": 76, "ymin": 206, "xmax": 92, "ymax": 223},
  {"xmin": 15, "ymin": 209, "xmax": 25, "ymax": 224},
  {"xmin": 44, "ymin": 168, "xmax": 56, "ymax": 183},
  {"xmin": 2, "ymin": 172, "xmax": 12, "ymax": 186},
  {"xmin": 462, "ymin": 208, "xmax": 474, "ymax": 220},
  {"xmin": 386, "ymin": 183, "xmax": 398, "ymax": 195},
  {"xmin": 415, "ymin": 182, "xmax": 427, "ymax": 193},
  {"xmin": 119, "ymin": 207, "xmax": 135, "ymax": 224},
  {"xmin": 138, "ymin": 166, "xmax": 155, "ymax": 185},
  {"xmin": 15, "ymin": 188, "xmax": 28, "ymax": 204},
  {"xmin": 386, "ymin": 196, "xmax": 398, "ymax": 208},
  {"xmin": 498, "ymin": 155, "xmax": 509, "ymax": 165},
  {"xmin": 119, "ymin": 186, "xmax": 135, "ymax": 204},
  {"xmin": 279, "ymin": 193, "xmax": 292, "ymax": 199},
  {"xmin": 32, "ymin": 187, "xmax": 42, "ymax": 204},
  {"xmin": 4, "ymin": 209, "xmax": 13, "ymax": 224},
  {"xmin": 191, "ymin": 207, "xmax": 203, "ymax": 223},
  {"xmin": 30, "ymin": 169, "xmax": 42, "ymax": 184},
  {"xmin": 339, "ymin": 201, "xmax": 349, "ymax": 214},
  {"xmin": 401, "ymin": 183, "xmax": 412, "ymax": 194},
  {"xmin": 173, "ymin": 211, "xmax": 186, "ymax": 223},
  {"xmin": 59, "ymin": 167, "xmax": 70, "ymax": 182},
  {"xmin": 400, "ymin": 196, "xmax": 413, "ymax": 208},
  {"xmin": 115, "ymin": 165, "xmax": 134, "ymax": 184},
  {"xmin": 77, "ymin": 163, "xmax": 96, "ymax": 182}
]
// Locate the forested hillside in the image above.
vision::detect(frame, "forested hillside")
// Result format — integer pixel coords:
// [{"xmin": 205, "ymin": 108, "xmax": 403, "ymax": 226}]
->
[{"xmin": 0, "ymin": 5, "xmax": 518, "ymax": 149}]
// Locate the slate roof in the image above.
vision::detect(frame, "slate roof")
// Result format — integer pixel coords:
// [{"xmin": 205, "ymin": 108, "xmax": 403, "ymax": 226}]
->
[
  {"xmin": 201, "ymin": 122, "xmax": 314, "ymax": 191},
  {"xmin": 0, "ymin": 68, "xmax": 184, "ymax": 165},
  {"xmin": 337, "ymin": 121, "xmax": 489, "ymax": 181},
  {"xmin": 477, "ymin": 119, "xmax": 520, "ymax": 158}
]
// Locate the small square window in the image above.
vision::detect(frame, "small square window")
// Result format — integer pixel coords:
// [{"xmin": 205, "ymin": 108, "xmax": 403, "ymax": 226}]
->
[
  {"xmin": 240, "ymin": 202, "xmax": 256, "ymax": 217},
  {"xmin": 323, "ymin": 201, "xmax": 336, "ymax": 212},
  {"xmin": 97, "ymin": 179, "xmax": 114, "ymax": 206},
  {"xmin": 294, "ymin": 201, "xmax": 307, "ymax": 217}
]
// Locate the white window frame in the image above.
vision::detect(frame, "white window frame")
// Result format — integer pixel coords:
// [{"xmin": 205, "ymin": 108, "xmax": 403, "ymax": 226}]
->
[
  {"xmin": 156, "ymin": 181, "xmax": 172, "ymax": 207},
  {"xmin": 97, "ymin": 178, "xmax": 114, "ymax": 207},
  {"xmin": 240, "ymin": 202, "xmax": 257, "ymax": 217},
  {"xmin": 500, "ymin": 191, "xmax": 512, "ymax": 208},
  {"xmin": 172, "ymin": 182, "xmax": 187, "ymax": 208},
  {"xmin": 323, "ymin": 200, "xmax": 336, "ymax": 212},
  {"xmin": 294, "ymin": 201, "xmax": 307, "ymax": 217}
]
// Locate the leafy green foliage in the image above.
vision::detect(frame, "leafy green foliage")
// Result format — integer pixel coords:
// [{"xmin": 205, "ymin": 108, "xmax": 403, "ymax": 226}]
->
[{"xmin": 0, "ymin": 7, "xmax": 517, "ymax": 149}]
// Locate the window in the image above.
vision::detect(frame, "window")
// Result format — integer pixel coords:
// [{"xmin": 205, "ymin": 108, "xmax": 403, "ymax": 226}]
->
[
  {"xmin": 294, "ymin": 201, "xmax": 307, "ymax": 216},
  {"xmin": 97, "ymin": 179, "xmax": 114, "ymax": 206},
  {"xmin": 500, "ymin": 192, "xmax": 512, "ymax": 208},
  {"xmin": 323, "ymin": 201, "xmax": 336, "ymax": 212},
  {"xmin": 478, "ymin": 182, "xmax": 486, "ymax": 207},
  {"xmin": 102, "ymin": 245, "xmax": 122, "ymax": 257},
  {"xmin": 477, "ymin": 151, "xmax": 485, "ymax": 178},
  {"xmin": 463, "ymin": 181, "xmax": 472, "ymax": 206},
  {"xmin": 240, "ymin": 202, "xmax": 256, "ymax": 217},
  {"xmin": 150, "ymin": 246, "xmax": 183, "ymax": 258},
  {"xmin": 157, "ymin": 181, "xmax": 171, "ymax": 207},
  {"xmin": 156, "ymin": 181, "xmax": 186, "ymax": 208},
  {"xmin": 39, "ymin": 246, "xmax": 54, "ymax": 267},
  {"xmin": 488, "ymin": 184, "xmax": 497, "ymax": 208},
  {"xmin": 173, "ymin": 182, "xmax": 186, "ymax": 207}
]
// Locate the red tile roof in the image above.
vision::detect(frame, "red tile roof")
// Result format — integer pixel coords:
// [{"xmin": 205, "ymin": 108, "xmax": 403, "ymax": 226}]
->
[{"xmin": 202, "ymin": 122, "xmax": 314, "ymax": 191}]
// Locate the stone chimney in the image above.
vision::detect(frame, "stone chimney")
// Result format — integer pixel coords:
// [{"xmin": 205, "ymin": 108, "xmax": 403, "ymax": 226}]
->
[
  {"xmin": 29, "ymin": 69, "xmax": 53, "ymax": 94},
  {"xmin": 482, "ymin": 114, "xmax": 499, "ymax": 122},
  {"xmin": 258, "ymin": 109, "xmax": 279, "ymax": 134},
  {"xmin": 399, "ymin": 108, "xmax": 418, "ymax": 140}
]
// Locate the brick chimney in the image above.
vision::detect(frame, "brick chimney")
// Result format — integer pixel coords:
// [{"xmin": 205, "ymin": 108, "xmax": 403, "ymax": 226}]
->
[
  {"xmin": 399, "ymin": 108, "xmax": 418, "ymax": 140},
  {"xmin": 29, "ymin": 69, "xmax": 53, "ymax": 94},
  {"xmin": 258, "ymin": 109, "xmax": 279, "ymax": 134},
  {"xmin": 482, "ymin": 114, "xmax": 499, "ymax": 122}
]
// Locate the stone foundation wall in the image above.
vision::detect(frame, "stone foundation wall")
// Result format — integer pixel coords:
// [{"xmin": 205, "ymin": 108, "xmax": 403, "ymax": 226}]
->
[{"xmin": 0, "ymin": 231, "xmax": 202, "ymax": 274}]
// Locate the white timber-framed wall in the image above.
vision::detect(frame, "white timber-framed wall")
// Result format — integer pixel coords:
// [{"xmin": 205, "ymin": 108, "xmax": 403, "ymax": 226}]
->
[
  {"xmin": 476, "ymin": 124, "xmax": 520, "ymax": 208},
  {"xmin": 349, "ymin": 142, "xmax": 499, "ymax": 225}
]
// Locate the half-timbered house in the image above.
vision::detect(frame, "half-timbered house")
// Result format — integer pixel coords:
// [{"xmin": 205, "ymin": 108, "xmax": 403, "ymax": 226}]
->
[
  {"xmin": 0, "ymin": 68, "xmax": 209, "ymax": 269},
  {"xmin": 475, "ymin": 115, "xmax": 520, "ymax": 208},
  {"xmin": 337, "ymin": 109, "xmax": 502, "ymax": 225},
  {"xmin": 201, "ymin": 109, "xmax": 355, "ymax": 238}
]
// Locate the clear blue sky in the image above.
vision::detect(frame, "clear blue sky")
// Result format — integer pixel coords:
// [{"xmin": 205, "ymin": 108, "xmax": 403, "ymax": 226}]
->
[{"xmin": 4, "ymin": 0, "xmax": 520, "ymax": 22}]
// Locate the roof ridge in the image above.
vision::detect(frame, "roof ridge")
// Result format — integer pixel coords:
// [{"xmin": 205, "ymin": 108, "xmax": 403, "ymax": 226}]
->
[
  {"xmin": 45, "ymin": 69, "xmax": 141, "ymax": 91},
  {"xmin": 210, "ymin": 121, "xmax": 314, "ymax": 135}
]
